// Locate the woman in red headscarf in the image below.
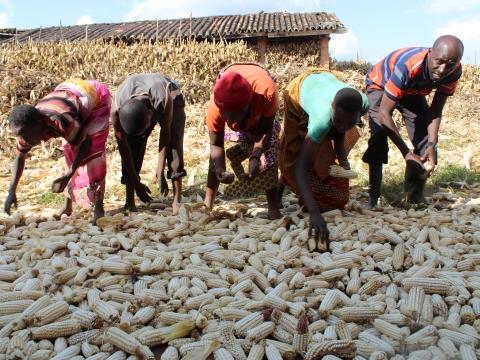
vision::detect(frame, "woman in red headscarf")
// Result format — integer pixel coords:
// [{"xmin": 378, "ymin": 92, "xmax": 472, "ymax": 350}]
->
[{"xmin": 204, "ymin": 63, "xmax": 282, "ymax": 219}]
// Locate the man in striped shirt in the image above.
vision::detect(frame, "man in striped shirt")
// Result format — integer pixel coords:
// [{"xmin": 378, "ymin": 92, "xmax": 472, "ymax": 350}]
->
[{"xmin": 362, "ymin": 35, "xmax": 463, "ymax": 207}]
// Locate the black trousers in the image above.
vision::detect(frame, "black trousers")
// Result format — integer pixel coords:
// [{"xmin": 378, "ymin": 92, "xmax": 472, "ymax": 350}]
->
[
  {"xmin": 121, "ymin": 93, "xmax": 187, "ymax": 184},
  {"xmin": 362, "ymin": 89, "xmax": 430, "ymax": 165}
]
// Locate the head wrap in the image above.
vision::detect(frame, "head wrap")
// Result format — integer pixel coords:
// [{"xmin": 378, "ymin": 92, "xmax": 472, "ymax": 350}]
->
[{"xmin": 213, "ymin": 71, "xmax": 253, "ymax": 111}]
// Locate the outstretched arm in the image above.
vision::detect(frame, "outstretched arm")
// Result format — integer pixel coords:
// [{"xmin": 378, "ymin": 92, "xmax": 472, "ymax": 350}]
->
[
  {"xmin": 204, "ymin": 129, "xmax": 234, "ymax": 209},
  {"xmin": 51, "ymin": 136, "xmax": 91, "ymax": 193},
  {"xmin": 249, "ymin": 114, "xmax": 275, "ymax": 178},
  {"xmin": 157, "ymin": 97, "xmax": 173, "ymax": 195},
  {"xmin": 421, "ymin": 91, "xmax": 449, "ymax": 172},
  {"xmin": 4, "ymin": 152, "xmax": 27, "ymax": 214},
  {"xmin": 378, "ymin": 94, "xmax": 423, "ymax": 167},
  {"xmin": 295, "ymin": 136, "xmax": 329, "ymax": 241},
  {"xmin": 112, "ymin": 109, "xmax": 152, "ymax": 203},
  {"xmin": 331, "ymin": 130, "xmax": 349, "ymax": 169}
]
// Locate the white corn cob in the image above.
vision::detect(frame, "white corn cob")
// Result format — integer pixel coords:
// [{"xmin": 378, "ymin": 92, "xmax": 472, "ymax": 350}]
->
[
  {"xmin": 54, "ymin": 337, "xmax": 68, "ymax": 353},
  {"xmin": 234, "ymin": 312, "xmax": 266, "ymax": 337},
  {"xmin": 402, "ymin": 278, "xmax": 451, "ymax": 294},
  {"xmin": 263, "ymin": 293, "xmax": 289, "ymax": 311},
  {"xmin": 459, "ymin": 344, "xmax": 477, "ymax": 360},
  {"xmin": 319, "ymin": 289, "xmax": 342, "ymax": 316},
  {"xmin": 131, "ymin": 306, "xmax": 155, "ymax": 325},
  {"xmin": 437, "ymin": 337, "xmax": 459, "ymax": 358},
  {"xmin": 438, "ymin": 329, "xmax": 477, "ymax": 347},
  {"xmin": 332, "ymin": 307, "xmax": 381, "ymax": 322},
  {"xmin": 376, "ymin": 229, "xmax": 403, "ymax": 244},
  {"xmin": 219, "ymin": 325, "xmax": 247, "ymax": 360},
  {"xmin": 105, "ymin": 351, "xmax": 128, "ymax": 360},
  {"xmin": 329, "ymin": 165, "xmax": 357, "ymax": 179},
  {"xmin": 161, "ymin": 346, "xmax": 179, "ymax": 360},
  {"xmin": 30, "ymin": 349, "xmax": 55, "ymax": 360},
  {"xmin": 81, "ymin": 342, "xmax": 100, "ymax": 357},
  {"xmin": 214, "ymin": 348, "xmax": 234, "ymax": 360},
  {"xmin": 358, "ymin": 332, "xmax": 394, "ymax": 355},
  {"xmin": 374, "ymin": 319, "xmax": 408, "ymax": 340},
  {"xmin": 246, "ymin": 342, "xmax": 265, "ymax": 360},
  {"xmin": 51, "ymin": 344, "xmax": 81, "ymax": 360},
  {"xmin": 33, "ymin": 301, "xmax": 69, "ymax": 325},
  {"xmin": 104, "ymin": 327, "xmax": 142, "ymax": 356},
  {"xmin": 265, "ymin": 344, "xmax": 283, "ymax": 360},
  {"xmin": 246, "ymin": 322, "xmax": 276, "ymax": 342},
  {"xmin": 31, "ymin": 319, "xmax": 82, "ymax": 339},
  {"xmin": 68, "ymin": 329, "xmax": 101, "ymax": 345}
]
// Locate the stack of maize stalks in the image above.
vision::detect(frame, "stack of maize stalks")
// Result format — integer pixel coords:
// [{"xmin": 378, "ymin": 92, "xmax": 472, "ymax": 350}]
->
[{"xmin": 0, "ymin": 189, "xmax": 480, "ymax": 360}]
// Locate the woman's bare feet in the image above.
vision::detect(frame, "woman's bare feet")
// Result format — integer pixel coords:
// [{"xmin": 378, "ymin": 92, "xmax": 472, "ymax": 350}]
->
[
  {"xmin": 92, "ymin": 191, "xmax": 105, "ymax": 224},
  {"xmin": 55, "ymin": 197, "xmax": 72, "ymax": 219}
]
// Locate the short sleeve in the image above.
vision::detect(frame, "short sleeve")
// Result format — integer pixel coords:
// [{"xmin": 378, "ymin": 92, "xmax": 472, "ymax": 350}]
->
[
  {"xmin": 360, "ymin": 92, "xmax": 369, "ymax": 116},
  {"xmin": 261, "ymin": 92, "xmax": 279, "ymax": 118},
  {"xmin": 205, "ymin": 95, "xmax": 225, "ymax": 132},
  {"xmin": 306, "ymin": 108, "xmax": 333, "ymax": 144},
  {"xmin": 384, "ymin": 63, "xmax": 410, "ymax": 101}
]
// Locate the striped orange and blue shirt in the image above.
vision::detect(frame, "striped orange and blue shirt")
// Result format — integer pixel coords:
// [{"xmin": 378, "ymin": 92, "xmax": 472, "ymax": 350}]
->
[{"xmin": 366, "ymin": 47, "xmax": 462, "ymax": 101}]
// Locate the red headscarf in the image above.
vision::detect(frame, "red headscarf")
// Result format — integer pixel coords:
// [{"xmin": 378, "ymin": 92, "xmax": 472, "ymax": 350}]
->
[{"xmin": 213, "ymin": 71, "xmax": 253, "ymax": 111}]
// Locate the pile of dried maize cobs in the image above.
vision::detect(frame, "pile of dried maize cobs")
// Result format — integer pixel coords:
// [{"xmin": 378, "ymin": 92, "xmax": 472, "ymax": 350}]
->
[{"xmin": 0, "ymin": 192, "xmax": 480, "ymax": 360}]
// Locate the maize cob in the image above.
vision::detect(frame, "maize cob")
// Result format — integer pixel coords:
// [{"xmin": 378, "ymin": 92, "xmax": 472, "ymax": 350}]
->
[
  {"xmin": 33, "ymin": 301, "xmax": 69, "ymax": 325},
  {"xmin": 234, "ymin": 311, "xmax": 264, "ymax": 337},
  {"xmin": 105, "ymin": 351, "xmax": 127, "ymax": 360},
  {"xmin": 332, "ymin": 307, "xmax": 381, "ymax": 322},
  {"xmin": 131, "ymin": 306, "xmax": 155, "ymax": 325},
  {"xmin": 104, "ymin": 327, "xmax": 142, "ymax": 355},
  {"xmin": 304, "ymin": 340, "xmax": 356, "ymax": 360},
  {"xmin": 80, "ymin": 341, "xmax": 100, "ymax": 357},
  {"xmin": 219, "ymin": 324, "xmax": 247, "ymax": 360},
  {"xmin": 272, "ymin": 325, "xmax": 293, "ymax": 343},
  {"xmin": 376, "ymin": 229, "xmax": 403, "ymax": 245},
  {"xmin": 214, "ymin": 348, "xmax": 235, "ymax": 360},
  {"xmin": 246, "ymin": 322, "xmax": 276, "ymax": 342},
  {"xmin": 31, "ymin": 319, "xmax": 82, "ymax": 339},
  {"xmin": 438, "ymin": 329, "xmax": 477, "ymax": 347},
  {"xmin": 459, "ymin": 344, "xmax": 477, "ymax": 360},
  {"xmin": 437, "ymin": 337, "xmax": 459, "ymax": 358},
  {"xmin": 161, "ymin": 346, "xmax": 179, "ymax": 360},
  {"xmin": 246, "ymin": 342, "xmax": 265, "ymax": 360},
  {"xmin": 141, "ymin": 320, "xmax": 196, "ymax": 346},
  {"xmin": 329, "ymin": 165, "xmax": 357, "ymax": 179},
  {"xmin": 460, "ymin": 305, "xmax": 475, "ymax": 325},
  {"xmin": 0, "ymin": 300, "xmax": 34, "ymax": 316},
  {"xmin": 391, "ymin": 243, "xmax": 405, "ymax": 271},
  {"xmin": 265, "ymin": 343, "xmax": 283, "ymax": 360},
  {"xmin": 93, "ymin": 300, "xmax": 120, "ymax": 322},
  {"xmin": 54, "ymin": 337, "xmax": 68, "ymax": 353},
  {"xmin": 358, "ymin": 332, "xmax": 394, "ymax": 355},
  {"xmin": 293, "ymin": 314, "xmax": 309, "ymax": 352},
  {"xmin": 401, "ymin": 278, "xmax": 451, "ymax": 294},
  {"xmin": 30, "ymin": 349, "xmax": 55, "ymax": 360},
  {"xmin": 72, "ymin": 309, "xmax": 104, "ymax": 329}
]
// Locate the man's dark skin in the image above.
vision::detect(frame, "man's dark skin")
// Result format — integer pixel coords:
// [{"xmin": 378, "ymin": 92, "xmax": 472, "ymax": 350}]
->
[
  {"xmin": 376, "ymin": 35, "xmax": 463, "ymax": 175},
  {"xmin": 111, "ymin": 96, "xmax": 180, "ymax": 213},
  {"xmin": 295, "ymin": 102, "xmax": 360, "ymax": 247},
  {"xmin": 204, "ymin": 104, "xmax": 282, "ymax": 219},
  {"xmin": 4, "ymin": 113, "xmax": 101, "ymax": 221}
]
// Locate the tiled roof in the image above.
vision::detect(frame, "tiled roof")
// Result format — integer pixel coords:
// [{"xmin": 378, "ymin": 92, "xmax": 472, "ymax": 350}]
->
[{"xmin": 3, "ymin": 12, "xmax": 345, "ymax": 43}]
